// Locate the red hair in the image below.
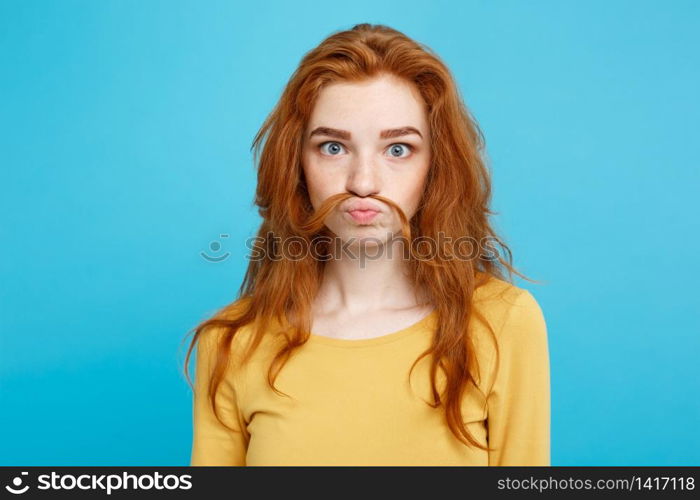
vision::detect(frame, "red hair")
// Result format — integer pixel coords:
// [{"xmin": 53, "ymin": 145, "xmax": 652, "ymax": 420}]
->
[{"xmin": 183, "ymin": 23, "xmax": 537, "ymax": 451}]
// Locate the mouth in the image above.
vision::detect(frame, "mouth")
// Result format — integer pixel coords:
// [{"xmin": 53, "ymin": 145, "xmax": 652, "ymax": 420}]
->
[{"xmin": 345, "ymin": 209, "xmax": 380, "ymax": 225}]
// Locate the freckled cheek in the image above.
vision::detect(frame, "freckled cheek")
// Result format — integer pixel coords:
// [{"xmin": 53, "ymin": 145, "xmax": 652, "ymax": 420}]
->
[
  {"xmin": 392, "ymin": 171, "xmax": 429, "ymax": 214},
  {"xmin": 303, "ymin": 165, "xmax": 339, "ymax": 205}
]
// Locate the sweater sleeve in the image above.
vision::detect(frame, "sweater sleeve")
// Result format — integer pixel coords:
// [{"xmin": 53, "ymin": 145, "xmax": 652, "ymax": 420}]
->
[
  {"xmin": 486, "ymin": 289, "xmax": 551, "ymax": 466},
  {"xmin": 190, "ymin": 326, "xmax": 249, "ymax": 466}
]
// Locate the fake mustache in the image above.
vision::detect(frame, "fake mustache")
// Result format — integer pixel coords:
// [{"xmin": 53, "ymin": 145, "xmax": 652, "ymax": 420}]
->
[{"xmin": 295, "ymin": 193, "xmax": 411, "ymax": 241}]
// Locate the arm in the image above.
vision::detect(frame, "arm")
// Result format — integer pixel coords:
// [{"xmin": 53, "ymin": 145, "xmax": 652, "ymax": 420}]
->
[
  {"xmin": 486, "ymin": 289, "xmax": 551, "ymax": 466},
  {"xmin": 190, "ymin": 326, "xmax": 249, "ymax": 466}
]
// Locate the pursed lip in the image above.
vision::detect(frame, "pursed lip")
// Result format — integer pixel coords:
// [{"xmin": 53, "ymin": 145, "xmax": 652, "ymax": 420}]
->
[{"xmin": 344, "ymin": 200, "xmax": 383, "ymax": 213}]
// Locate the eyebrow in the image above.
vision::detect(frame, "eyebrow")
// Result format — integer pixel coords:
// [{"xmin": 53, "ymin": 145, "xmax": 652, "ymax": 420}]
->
[{"xmin": 308, "ymin": 126, "xmax": 423, "ymax": 141}]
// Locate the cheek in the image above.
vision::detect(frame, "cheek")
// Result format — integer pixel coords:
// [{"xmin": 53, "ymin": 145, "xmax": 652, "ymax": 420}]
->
[
  {"xmin": 302, "ymin": 162, "xmax": 334, "ymax": 207},
  {"xmin": 398, "ymin": 165, "xmax": 430, "ymax": 208}
]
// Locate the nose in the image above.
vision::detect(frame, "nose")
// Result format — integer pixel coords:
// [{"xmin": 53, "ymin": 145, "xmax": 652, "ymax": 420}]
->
[{"xmin": 344, "ymin": 153, "xmax": 380, "ymax": 198}]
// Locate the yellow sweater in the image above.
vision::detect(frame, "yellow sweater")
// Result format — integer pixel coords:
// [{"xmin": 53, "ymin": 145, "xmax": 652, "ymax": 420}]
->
[{"xmin": 189, "ymin": 277, "xmax": 551, "ymax": 466}]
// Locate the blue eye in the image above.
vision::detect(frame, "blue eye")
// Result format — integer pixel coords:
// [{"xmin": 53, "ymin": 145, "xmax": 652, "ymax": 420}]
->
[
  {"xmin": 319, "ymin": 141, "xmax": 346, "ymax": 155},
  {"xmin": 387, "ymin": 143, "xmax": 412, "ymax": 158},
  {"xmin": 318, "ymin": 141, "xmax": 413, "ymax": 158}
]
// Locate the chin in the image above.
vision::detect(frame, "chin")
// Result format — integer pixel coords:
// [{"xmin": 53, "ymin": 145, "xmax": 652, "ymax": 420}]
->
[{"xmin": 333, "ymin": 225, "xmax": 394, "ymax": 247}]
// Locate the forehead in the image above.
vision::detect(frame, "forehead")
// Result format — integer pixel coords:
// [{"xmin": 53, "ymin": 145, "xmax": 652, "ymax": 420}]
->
[{"xmin": 306, "ymin": 74, "xmax": 428, "ymax": 136}]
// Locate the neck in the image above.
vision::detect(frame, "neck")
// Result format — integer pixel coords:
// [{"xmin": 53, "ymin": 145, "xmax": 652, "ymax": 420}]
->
[{"xmin": 313, "ymin": 236, "xmax": 428, "ymax": 315}]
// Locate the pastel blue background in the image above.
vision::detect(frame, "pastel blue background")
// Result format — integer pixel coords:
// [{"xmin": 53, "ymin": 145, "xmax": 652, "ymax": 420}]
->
[{"xmin": 1, "ymin": 0, "xmax": 698, "ymax": 466}]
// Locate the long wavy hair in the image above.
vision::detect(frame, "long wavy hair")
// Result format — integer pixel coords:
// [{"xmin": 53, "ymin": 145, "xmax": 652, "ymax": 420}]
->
[{"xmin": 182, "ymin": 23, "xmax": 536, "ymax": 451}]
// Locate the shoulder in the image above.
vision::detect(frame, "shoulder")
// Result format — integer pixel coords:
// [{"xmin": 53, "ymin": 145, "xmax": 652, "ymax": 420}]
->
[
  {"xmin": 472, "ymin": 274, "xmax": 538, "ymax": 321},
  {"xmin": 216, "ymin": 296, "xmax": 254, "ymax": 321},
  {"xmin": 208, "ymin": 295, "xmax": 291, "ymax": 364},
  {"xmin": 470, "ymin": 275, "xmax": 548, "ymax": 358},
  {"xmin": 196, "ymin": 296, "xmax": 259, "ymax": 360},
  {"xmin": 469, "ymin": 275, "xmax": 549, "ymax": 389}
]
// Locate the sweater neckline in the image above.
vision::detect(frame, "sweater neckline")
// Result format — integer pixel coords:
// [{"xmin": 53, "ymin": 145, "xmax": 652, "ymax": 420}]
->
[{"xmin": 307, "ymin": 308, "xmax": 437, "ymax": 348}]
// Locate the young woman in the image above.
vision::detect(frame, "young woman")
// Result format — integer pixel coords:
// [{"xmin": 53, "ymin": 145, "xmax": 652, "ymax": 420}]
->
[{"xmin": 184, "ymin": 23, "xmax": 550, "ymax": 466}]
